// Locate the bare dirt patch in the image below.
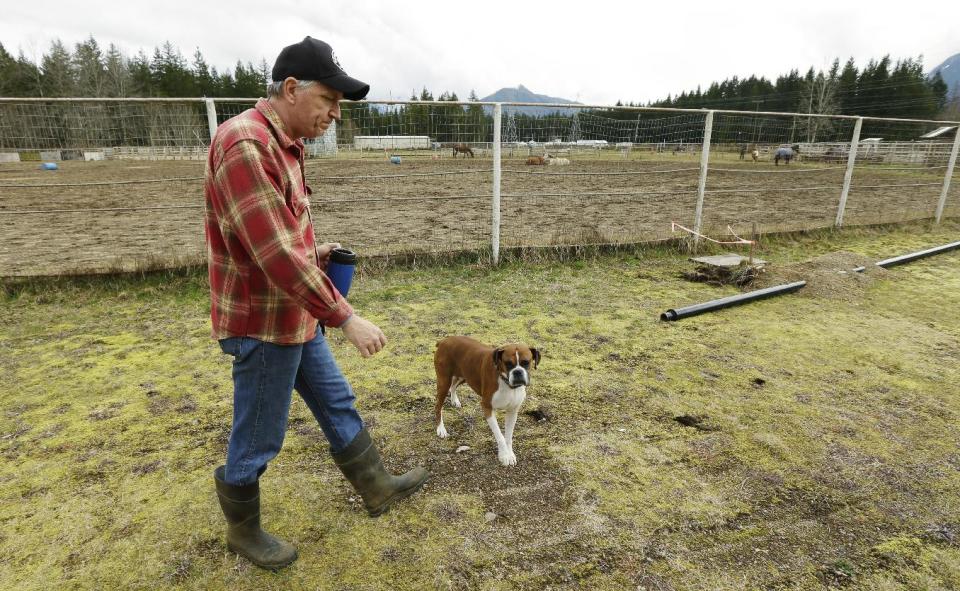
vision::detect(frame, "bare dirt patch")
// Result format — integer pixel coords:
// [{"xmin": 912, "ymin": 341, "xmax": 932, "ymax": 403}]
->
[
  {"xmin": 754, "ymin": 250, "xmax": 889, "ymax": 300},
  {"xmin": 0, "ymin": 157, "xmax": 948, "ymax": 276}
]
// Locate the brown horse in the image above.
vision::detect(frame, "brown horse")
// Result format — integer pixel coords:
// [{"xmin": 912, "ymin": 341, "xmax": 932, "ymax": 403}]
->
[{"xmin": 452, "ymin": 143, "xmax": 474, "ymax": 158}]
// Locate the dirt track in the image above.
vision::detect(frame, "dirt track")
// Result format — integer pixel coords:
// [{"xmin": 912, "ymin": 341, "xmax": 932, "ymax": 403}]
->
[{"xmin": 0, "ymin": 154, "xmax": 955, "ymax": 276}]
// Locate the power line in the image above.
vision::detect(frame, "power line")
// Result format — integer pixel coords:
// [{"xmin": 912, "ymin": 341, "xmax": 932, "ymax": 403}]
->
[{"xmin": 644, "ymin": 76, "xmax": 946, "ymax": 111}]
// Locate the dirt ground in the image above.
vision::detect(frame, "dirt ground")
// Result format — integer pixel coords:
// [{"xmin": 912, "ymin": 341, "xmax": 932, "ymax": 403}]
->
[
  {"xmin": 0, "ymin": 154, "xmax": 954, "ymax": 276},
  {"xmin": 752, "ymin": 251, "xmax": 889, "ymax": 300}
]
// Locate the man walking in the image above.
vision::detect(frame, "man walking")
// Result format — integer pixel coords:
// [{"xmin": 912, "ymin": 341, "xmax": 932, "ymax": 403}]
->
[{"xmin": 204, "ymin": 36, "xmax": 429, "ymax": 570}]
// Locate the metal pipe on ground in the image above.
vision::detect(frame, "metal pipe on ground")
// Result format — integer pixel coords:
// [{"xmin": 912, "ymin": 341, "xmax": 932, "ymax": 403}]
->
[
  {"xmin": 660, "ymin": 281, "xmax": 807, "ymax": 321},
  {"xmin": 660, "ymin": 240, "xmax": 958, "ymax": 321},
  {"xmin": 874, "ymin": 240, "xmax": 960, "ymax": 269},
  {"xmin": 851, "ymin": 240, "xmax": 960, "ymax": 273}
]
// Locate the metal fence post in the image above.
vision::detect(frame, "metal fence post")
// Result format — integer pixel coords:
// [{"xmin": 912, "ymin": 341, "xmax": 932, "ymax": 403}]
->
[
  {"xmin": 835, "ymin": 117, "xmax": 862, "ymax": 227},
  {"xmin": 693, "ymin": 110, "xmax": 714, "ymax": 241},
  {"xmin": 492, "ymin": 103, "xmax": 502, "ymax": 265},
  {"xmin": 935, "ymin": 126, "xmax": 960, "ymax": 224},
  {"xmin": 204, "ymin": 98, "xmax": 218, "ymax": 141}
]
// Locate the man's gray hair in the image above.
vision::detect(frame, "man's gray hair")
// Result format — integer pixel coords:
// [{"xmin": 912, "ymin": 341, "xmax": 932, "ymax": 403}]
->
[{"xmin": 266, "ymin": 79, "xmax": 318, "ymax": 98}]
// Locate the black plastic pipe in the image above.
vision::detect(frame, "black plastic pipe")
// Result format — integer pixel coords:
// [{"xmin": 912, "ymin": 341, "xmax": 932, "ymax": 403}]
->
[
  {"xmin": 661, "ymin": 240, "xmax": 958, "ymax": 321},
  {"xmin": 874, "ymin": 240, "xmax": 960, "ymax": 269},
  {"xmin": 661, "ymin": 281, "xmax": 807, "ymax": 321}
]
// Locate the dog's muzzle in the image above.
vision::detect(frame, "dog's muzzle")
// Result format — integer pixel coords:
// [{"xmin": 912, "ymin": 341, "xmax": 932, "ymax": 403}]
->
[{"xmin": 507, "ymin": 368, "xmax": 529, "ymax": 388}]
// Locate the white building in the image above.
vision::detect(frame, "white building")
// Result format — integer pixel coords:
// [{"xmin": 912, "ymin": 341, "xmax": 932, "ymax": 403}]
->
[{"xmin": 354, "ymin": 136, "xmax": 432, "ymax": 150}]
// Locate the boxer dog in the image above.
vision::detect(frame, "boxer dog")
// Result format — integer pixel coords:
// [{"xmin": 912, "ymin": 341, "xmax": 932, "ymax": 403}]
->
[{"xmin": 434, "ymin": 336, "xmax": 541, "ymax": 466}]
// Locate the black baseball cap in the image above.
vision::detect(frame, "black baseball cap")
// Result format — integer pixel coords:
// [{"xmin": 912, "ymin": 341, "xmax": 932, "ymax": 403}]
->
[{"xmin": 271, "ymin": 36, "xmax": 370, "ymax": 100}]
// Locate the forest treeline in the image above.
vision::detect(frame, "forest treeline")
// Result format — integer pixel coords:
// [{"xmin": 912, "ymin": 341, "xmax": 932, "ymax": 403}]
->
[
  {"xmin": 1, "ymin": 36, "xmax": 953, "ymax": 120},
  {"xmin": 1, "ymin": 37, "xmax": 956, "ymax": 149}
]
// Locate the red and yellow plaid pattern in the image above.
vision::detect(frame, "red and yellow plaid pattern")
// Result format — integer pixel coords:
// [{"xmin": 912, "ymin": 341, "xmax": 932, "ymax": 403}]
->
[{"xmin": 204, "ymin": 99, "xmax": 352, "ymax": 344}]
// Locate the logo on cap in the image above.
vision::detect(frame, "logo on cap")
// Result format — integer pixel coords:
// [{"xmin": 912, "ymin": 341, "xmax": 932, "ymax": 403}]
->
[{"xmin": 331, "ymin": 50, "xmax": 343, "ymax": 71}]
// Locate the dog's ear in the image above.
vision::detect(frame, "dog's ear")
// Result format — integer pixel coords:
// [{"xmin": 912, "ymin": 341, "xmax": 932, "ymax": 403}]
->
[
  {"xmin": 530, "ymin": 348, "xmax": 541, "ymax": 369},
  {"xmin": 492, "ymin": 347, "xmax": 504, "ymax": 368}
]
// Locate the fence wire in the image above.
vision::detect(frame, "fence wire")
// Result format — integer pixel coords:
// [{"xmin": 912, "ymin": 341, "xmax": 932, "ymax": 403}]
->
[{"xmin": 0, "ymin": 98, "xmax": 957, "ymax": 276}]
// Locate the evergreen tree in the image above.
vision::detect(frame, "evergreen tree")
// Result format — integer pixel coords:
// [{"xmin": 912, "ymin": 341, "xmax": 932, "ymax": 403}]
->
[
  {"xmin": 467, "ymin": 89, "xmax": 486, "ymax": 142},
  {"xmin": 258, "ymin": 59, "xmax": 270, "ymax": 90},
  {"xmin": 14, "ymin": 51, "xmax": 43, "ymax": 96},
  {"xmin": 128, "ymin": 49, "xmax": 153, "ymax": 96},
  {"xmin": 0, "ymin": 43, "xmax": 18, "ymax": 95},
  {"xmin": 837, "ymin": 58, "xmax": 859, "ymax": 114},
  {"xmin": 929, "ymin": 72, "xmax": 948, "ymax": 114},
  {"xmin": 41, "ymin": 39, "xmax": 75, "ymax": 97},
  {"xmin": 192, "ymin": 48, "xmax": 217, "ymax": 97},
  {"xmin": 231, "ymin": 61, "xmax": 266, "ymax": 97},
  {"xmin": 416, "ymin": 87, "xmax": 434, "ymax": 137},
  {"xmin": 216, "ymin": 68, "xmax": 235, "ymax": 96},
  {"xmin": 0, "ymin": 45, "xmax": 43, "ymax": 96},
  {"xmin": 855, "ymin": 55, "xmax": 891, "ymax": 116},
  {"xmin": 73, "ymin": 36, "xmax": 107, "ymax": 96},
  {"xmin": 103, "ymin": 43, "xmax": 129, "ymax": 97},
  {"xmin": 151, "ymin": 41, "xmax": 195, "ymax": 96}
]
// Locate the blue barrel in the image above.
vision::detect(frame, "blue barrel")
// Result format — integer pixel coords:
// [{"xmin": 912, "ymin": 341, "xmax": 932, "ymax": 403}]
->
[
  {"xmin": 327, "ymin": 248, "xmax": 357, "ymax": 297},
  {"xmin": 390, "ymin": 155, "xmax": 401, "ymax": 164},
  {"xmin": 41, "ymin": 162, "xmax": 59, "ymax": 171}
]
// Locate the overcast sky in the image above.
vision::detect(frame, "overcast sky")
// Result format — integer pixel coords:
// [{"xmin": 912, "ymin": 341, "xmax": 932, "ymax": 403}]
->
[{"xmin": 1, "ymin": 0, "xmax": 957, "ymax": 105}]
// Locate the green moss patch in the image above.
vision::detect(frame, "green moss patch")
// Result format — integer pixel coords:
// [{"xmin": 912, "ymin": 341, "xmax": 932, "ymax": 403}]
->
[{"xmin": 2, "ymin": 221, "xmax": 960, "ymax": 589}]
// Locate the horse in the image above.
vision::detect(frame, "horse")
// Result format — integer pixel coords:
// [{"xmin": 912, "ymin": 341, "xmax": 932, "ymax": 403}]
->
[
  {"xmin": 824, "ymin": 146, "xmax": 844, "ymax": 163},
  {"xmin": 774, "ymin": 145, "xmax": 800, "ymax": 166},
  {"xmin": 452, "ymin": 143, "xmax": 474, "ymax": 158},
  {"xmin": 526, "ymin": 156, "xmax": 548, "ymax": 165}
]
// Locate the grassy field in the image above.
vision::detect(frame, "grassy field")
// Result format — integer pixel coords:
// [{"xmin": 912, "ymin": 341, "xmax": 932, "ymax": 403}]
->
[{"xmin": 2, "ymin": 222, "xmax": 960, "ymax": 590}]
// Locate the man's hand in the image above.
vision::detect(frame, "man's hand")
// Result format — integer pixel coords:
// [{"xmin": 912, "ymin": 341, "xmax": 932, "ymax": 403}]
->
[
  {"xmin": 340, "ymin": 314, "xmax": 387, "ymax": 358},
  {"xmin": 316, "ymin": 242, "xmax": 342, "ymax": 272}
]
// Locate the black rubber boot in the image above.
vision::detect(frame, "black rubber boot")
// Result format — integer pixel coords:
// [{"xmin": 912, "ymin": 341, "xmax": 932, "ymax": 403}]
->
[
  {"xmin": 213, "ymin": 466, "xmax": 297, "ymax": 570},
  {"xmin": 332, "ymin": 428, "xmax": 430, "ymax": 517}
]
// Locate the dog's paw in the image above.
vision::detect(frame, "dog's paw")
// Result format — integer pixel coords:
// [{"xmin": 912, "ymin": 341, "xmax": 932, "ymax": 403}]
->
[
  {"xmin": 436, "ymin": 424, "xmax": 449, "ymax": 438},
  {"xmin": 498, "ymin": 449, "xmax": 517, "ymax": 466}
]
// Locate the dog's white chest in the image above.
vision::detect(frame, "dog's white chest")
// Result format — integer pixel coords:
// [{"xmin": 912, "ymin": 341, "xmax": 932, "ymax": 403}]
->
[{"xmin": 491, "ymin": 382, "xmax": 526, "ymax": 411}]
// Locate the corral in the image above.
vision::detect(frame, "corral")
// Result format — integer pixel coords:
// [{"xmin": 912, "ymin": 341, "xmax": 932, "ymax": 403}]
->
[
  {"xmin": 1, "ymin": 152, "xmax": 957, "ymax": 276},
  {"xmin": 2, "ymin": 97, "xmax": 960, "ymax": 589}
]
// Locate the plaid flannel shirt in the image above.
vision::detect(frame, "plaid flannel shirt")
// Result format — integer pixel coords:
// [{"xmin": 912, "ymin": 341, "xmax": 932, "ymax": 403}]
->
[{"xmin": 204, "ymin": 99, "xmax": 353, "ymax": 344}]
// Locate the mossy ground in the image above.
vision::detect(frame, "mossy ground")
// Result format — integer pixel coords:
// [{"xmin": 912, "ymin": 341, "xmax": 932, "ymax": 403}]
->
[{"xmin": 2, "ymin": 221, "xmax": 959, "ymax": 590}]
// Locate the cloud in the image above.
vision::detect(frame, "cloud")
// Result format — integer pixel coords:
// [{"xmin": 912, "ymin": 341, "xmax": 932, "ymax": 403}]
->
[{"xmin": 1, "ymin": 0, "xmax": 958, "ymax": 105}]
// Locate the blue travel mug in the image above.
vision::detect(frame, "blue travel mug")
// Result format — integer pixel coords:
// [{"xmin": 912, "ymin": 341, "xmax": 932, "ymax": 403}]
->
[{"xmin": 326, "ymin": 248, "xmax": 357, "ymax": 297}]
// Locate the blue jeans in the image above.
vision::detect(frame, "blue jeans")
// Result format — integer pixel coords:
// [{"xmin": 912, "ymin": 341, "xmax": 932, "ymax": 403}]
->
[{"xmin": 218, "ymin": 327, "xmax": 364, "ymax": 486}]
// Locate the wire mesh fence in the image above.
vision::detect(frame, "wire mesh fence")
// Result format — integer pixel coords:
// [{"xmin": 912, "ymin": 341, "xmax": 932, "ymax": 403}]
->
[{"xmin": 0, "ymin": 97, "xmax": 957, "ymax": 276}]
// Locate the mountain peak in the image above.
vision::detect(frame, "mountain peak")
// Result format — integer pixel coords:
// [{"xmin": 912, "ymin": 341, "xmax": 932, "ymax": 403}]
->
[
  {"xmin": 480, "ymin": 85, "xmax": 577, "ymax": 103},
  {"xmin": 478, "ymin": 85, "xmax": 581, "ymax": 116},
  {"xmin": 929, "ymin": 52, "xmax": 960, "ymax": 97}
]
